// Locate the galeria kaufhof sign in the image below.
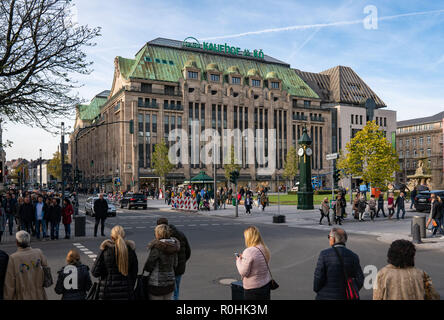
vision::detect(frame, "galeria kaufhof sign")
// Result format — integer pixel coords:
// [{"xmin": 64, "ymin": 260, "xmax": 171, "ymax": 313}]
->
[{"xmin": 182, "ymin": 37, "xmax": 265, "ymax": 60}]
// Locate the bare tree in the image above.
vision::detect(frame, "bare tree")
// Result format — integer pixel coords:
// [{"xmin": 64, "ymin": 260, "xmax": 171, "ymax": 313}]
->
[{"xmin": 0, "ymin": 0, "xmax": 101, "ymax": 131}]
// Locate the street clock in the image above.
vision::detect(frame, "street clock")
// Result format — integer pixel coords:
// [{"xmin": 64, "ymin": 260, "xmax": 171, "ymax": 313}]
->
[{"xmin": 298, "ymin": 148, "xmax": 304, "ymax": 156}]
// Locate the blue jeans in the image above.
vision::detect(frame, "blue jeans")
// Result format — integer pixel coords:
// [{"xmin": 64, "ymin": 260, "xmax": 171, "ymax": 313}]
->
[
  {"xmin": 173, "ymin": 275, "xmax": 182, "ymax": 300},
  {"xmin": 396, "ymin": 207, "xmax": 405, "ymax": 219},
  {"xmin": 35, "ymin": 219, "xmax": 47, "ymax": 239},
  {"xmin": 50, "ymin": 222, "xmax": 59, "ymax": 239},
  {"xmin": 6, "ymin": 214, "xmax": 14, "ymax": 235},
  {"xmin": 64, "ymin": 224, "xmax": 71, "ymax": 238}
]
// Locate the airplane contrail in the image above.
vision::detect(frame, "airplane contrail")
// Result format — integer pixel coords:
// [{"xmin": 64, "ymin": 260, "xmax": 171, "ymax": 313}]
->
[{"xmin": 199, "ymin": 9, "xmax": 444, "ymax": 41}]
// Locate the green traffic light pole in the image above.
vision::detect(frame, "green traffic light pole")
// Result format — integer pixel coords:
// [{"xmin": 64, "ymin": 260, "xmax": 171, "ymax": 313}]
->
[{"xmin": 74, "ymin": 119, "xmax": 134, "ymax": 216}]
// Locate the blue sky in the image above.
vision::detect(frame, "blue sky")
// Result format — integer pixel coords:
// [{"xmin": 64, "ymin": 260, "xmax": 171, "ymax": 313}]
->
[{"xmin": 5, "ymin": 0, "xmax": 444, "ymax": 160}]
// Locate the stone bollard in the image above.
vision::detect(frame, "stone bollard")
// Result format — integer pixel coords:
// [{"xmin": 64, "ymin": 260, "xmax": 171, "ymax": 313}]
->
[{"xmin": 412, "ymin": 223, "xmax": 422, "ymax": 244}]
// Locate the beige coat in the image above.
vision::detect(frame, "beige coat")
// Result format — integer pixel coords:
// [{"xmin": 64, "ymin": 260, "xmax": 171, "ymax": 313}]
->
[
  {"xmin": 3, "ymin": 247, "xmax": 48, "ymax": 300},
  {"xmin": 373, "ymin": 264, "xmax": 440, "ymax": 300}
]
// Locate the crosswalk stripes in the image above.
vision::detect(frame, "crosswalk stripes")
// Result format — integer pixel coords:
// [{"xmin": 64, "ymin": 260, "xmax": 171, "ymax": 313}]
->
[{"xmin": 73, "ymin": 243, "xmax": 97, "ymax": 262}]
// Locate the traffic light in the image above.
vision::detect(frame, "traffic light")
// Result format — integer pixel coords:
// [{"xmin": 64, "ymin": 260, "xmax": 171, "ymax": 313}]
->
[
  {"xmin": 333, "ymin": 169, "xmax": 340, "ymax": 189},
  {"xmin": 229, "ymin": 170, "xmax": 239, "ymax": 184},
  {"xmin": 129, "ymin": 120, "xmax": 134, "ymax": 134}
]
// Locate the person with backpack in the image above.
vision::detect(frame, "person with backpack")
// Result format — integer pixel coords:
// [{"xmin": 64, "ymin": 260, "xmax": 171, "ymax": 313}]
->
[
  {"xmin": 55, "ymin": 250, "xmax": 92, "ymax": 300},
  {"xmin": 313, "ymin": 228, "xmax": 364, "ymax": 300}
]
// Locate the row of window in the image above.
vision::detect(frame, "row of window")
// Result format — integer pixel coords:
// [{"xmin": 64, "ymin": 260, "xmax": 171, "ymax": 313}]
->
[
  {"xmin": 351, "ymin": 114, "xmax": 363, "ymax": 125},
  {"xmin": 137, "ymin": 98, "xmax": 182, "ymax": 109},
  {"xmin": 398, "ymin": 136, "xmax": 432, "ymax": 148},
  {"xmin": 144, "ymin": 56, "xmax": 174, "ymax": 65},
  {"xmin": 399, "ymin": 148, "xmax": 432, "ymax": 158},
  {"xmin": 400, "ymin": 159, "xmax": 432, "ymax": 170},
  {"xmin": 187, "ymin": 71, "xmax": 279, "ymax": 88},
  {"xmin": 375, "ymin": 116, "xmax": 387, "ymax": 127},
  {"xmin": 397, "ymin": 122, "xmax": 441, "ymax": 134}
]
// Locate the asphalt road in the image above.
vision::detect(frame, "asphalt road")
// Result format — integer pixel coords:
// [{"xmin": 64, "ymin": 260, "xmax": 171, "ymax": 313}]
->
[{"xmin": 1, "ymin": 201, "xmax": 443, "ymax": 300}]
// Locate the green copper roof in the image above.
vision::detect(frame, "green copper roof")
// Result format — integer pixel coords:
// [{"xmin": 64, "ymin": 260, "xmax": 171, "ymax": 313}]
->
[
  {"xmin": 117, "ymin": 44, "xmax": 320, "ymax": 99},
  {"xmin": 78, "ymin": 95, "xmax": 107, "ymax": 121}
]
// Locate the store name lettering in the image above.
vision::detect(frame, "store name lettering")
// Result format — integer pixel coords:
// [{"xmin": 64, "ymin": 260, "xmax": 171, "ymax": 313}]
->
[{"xmin": 182, "ymin": 37, "xmax": 264, "ymax": 59}]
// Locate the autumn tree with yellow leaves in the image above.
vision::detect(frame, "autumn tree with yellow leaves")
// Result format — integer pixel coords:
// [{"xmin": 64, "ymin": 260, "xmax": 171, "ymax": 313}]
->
[{"xmin": 337, "ymin": 121, "xmax": 399, "ymax": 189}]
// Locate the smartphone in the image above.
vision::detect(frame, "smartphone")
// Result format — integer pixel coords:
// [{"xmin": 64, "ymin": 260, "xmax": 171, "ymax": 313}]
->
[{"xmin": 234, "ymin": 253, "xmax": 240, "ymax": 258}]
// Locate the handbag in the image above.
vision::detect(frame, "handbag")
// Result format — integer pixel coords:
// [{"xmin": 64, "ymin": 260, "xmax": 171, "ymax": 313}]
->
[
  {"xmin": 42, "ymin": 266, "xmax": 53, "ymax": 288},
  {"xmin": 333, "ymin": 246, "xmax": 360, "ymax": 300},
  {"xmin": 255, "ymin": 247, "xmax": 279, "ymax": 290},
  {"xmin": 134, "ymin": 271, "xmax": 150, "ymax": 300},
  {"xmin": 432, "ymin": 219, "xmax": 438, "ymax": 227},
  {"xmin": 86, "ymin": 282, "xmax": 100, "ymax": 300}
]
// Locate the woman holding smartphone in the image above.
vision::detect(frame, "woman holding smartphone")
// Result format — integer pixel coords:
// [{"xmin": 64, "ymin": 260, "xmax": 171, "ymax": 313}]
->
[{"xmin": 235, "ymin": 226, "xmax": 272, "ymax": 300}]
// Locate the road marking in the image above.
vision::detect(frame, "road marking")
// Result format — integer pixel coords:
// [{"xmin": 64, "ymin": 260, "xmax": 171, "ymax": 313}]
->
[
  {"xmin": 84, "ymin": 251, "xmax": 94, "ymax": 255},
  {"xmin": 136, "ymin": 227, "xmax": 146, "ymax": 229},
  {"xmin": 211, "ymin": 224, "xmax": 220, "ymax": 226},
  {"xmin": 73, "ymin": 243, "xmax": 82, "ymax": 245},
  {"xmin": 88, "ymin": 254, "xmax": 97, "ymax": 258},
  {"xmin": 79, "ymin": 248, "xmax": 89, "ymax": 251},
  {"xmin": 175, "ymin": 224, "xmax": 184, "ymax": 227},
  {"xmin": 200, "ymin": 224, "xmax": 208, "ymax": 226}
]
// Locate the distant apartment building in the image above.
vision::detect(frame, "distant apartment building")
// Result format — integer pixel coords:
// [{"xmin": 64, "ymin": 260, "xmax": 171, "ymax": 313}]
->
[{"xmin": 396, "ymin": 111, "xmax": 444, "ymax": 189}]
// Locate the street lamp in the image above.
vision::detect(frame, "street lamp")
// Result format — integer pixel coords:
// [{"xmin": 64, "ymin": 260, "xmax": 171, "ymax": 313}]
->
[{"xmin": 39, "ymin": 148, "xmax": 42, "ymax": 190}]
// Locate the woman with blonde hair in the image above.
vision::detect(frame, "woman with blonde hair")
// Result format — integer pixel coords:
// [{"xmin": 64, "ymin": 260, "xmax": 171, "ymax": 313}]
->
[
  {"xmin": 92, "ymin": 225, "xmax": 138, "ymax": 300},
  {"xmin": 236, "ymin": 226, "xmax": 273, "ymax": 300},
  {"xmin": 55, "ymin": 249, "xmax": 92, "ymax": 300},
  {"xmin": 143, "ymin": 224, "xmax": 180, "ymax": 300}
]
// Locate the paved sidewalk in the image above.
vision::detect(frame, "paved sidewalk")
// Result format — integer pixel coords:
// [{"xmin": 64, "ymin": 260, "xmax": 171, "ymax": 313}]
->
[{"xmin": 169, "ymin": 202, "xmax": 444, "ymax": 251}]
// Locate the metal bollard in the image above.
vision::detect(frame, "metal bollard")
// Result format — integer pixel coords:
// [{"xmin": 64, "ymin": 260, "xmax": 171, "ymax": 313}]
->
[
  {"xmin": 74, "ymin": 214, "xmax": 86, "ymax": 237},
  {"xmin": 412, "ymin": 223, "xmax": 422, "ymax": 244}
]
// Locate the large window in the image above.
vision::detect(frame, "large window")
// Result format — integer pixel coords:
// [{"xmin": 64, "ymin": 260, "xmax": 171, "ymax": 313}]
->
[
  {"xmin": 271, "ymin": 81, "xmax": 279, "ymax": 89},
  {"xmin": 232, "ymin": 77, "xmax": 241, "ymax": 84},
  {"xmin": 427, "ymin": 148, "xmax": 432, "ymax": 156},
  {"xmin": 427, "ymin": 136, "xmax": 431, "ymax": 144},
  {"xmin": 188, "ymin": 71, "xmax": 198, "ymax": 79},
  {"xmin": 251, "ymin": 79, "xmax": 261, "ymax": 87},
  {"xmin": 210, "ymin": 74, "xmax": 220, "ymax": 82},
  {"xmin": 304, "ymin": 100, "xmax": 311, "ymax": 108}
]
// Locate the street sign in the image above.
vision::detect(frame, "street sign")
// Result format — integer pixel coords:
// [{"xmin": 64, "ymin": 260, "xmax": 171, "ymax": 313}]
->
[{"xmin": 326, "ymin": 153, "xmax": 338, "ymax": 160}]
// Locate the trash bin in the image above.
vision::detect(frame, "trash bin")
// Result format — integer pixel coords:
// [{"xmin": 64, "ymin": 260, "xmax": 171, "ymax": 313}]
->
[
  {"xmin": 273, "ymin": 215, "xmax": 286, "ymax": 223},
  {"xmin": 411, "ymin": 215, "xmax": 426, "ymax": 239},
  {"xmin": 231, "ymin": 280, "xmax": 244, "ymax": 300},
  {"xmin": 74, "ymin": 214, "xmax": 86, "ymax": 237}
]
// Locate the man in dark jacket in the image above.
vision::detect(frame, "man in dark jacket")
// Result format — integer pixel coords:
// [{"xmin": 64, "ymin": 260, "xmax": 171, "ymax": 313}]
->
[
  {"xmin": 49, "ymin": 198, "xmax": 62, "ymax": 240},
  {"xmin": 0, "ymin": 249, "xmax": 9, "ymax": 300},
  {"xmin": 395, "ymin": 192, "xmax": 406, "ymax": 220},
  {"xmin": 157, "ymin": 217, "xmax": 191, "ymax": 300},
  {"xmin": 2, "ymin": 193, "xmax": 16, "ymax": 236},
  {"xmin": 20, "ymin": 196, "xmax": 35, "ymax": 234},
  {"xmin": 313, "ymin": 228, "xmax": 364, "ymax": 300},
  {"xmin": 93, "ymin": 194, "xmax": 108, "ymax": 237},
  {"xmin": 410, "ymin": 187, "xmax": 417, "ymax": 209},
  {"xmin": 430, "ymin": 194, "xmax": 444, "ymax": 236}
]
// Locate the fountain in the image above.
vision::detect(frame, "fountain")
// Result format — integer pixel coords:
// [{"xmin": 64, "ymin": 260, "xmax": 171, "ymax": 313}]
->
[{"xmin": 406, "ymin": 159, "xmax": 432, "ymax": 191}]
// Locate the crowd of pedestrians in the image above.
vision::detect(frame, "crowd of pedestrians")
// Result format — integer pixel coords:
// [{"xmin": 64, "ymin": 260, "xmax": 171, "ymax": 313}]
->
[{"xmin": 0, "ymin": 189, "xmax": 74, "ymax": 243}]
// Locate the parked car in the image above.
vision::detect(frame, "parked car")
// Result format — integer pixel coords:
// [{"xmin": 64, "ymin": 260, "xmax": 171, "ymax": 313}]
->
[
  {"xmin": 85, "ymin": 197, "xmax": 116, "ymax": 217},
  {"xmin": 414, "ymin": 190, "xmax": 444, "ymax": 212},
  {"xmin": 119, "ymin": 193, "xmax": 147, "ymax": 210}
]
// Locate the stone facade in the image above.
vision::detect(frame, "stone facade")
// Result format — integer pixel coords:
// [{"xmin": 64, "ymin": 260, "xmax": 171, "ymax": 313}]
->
[{"xmin": 396, "ymin": 112, "xmax": 444, "ymax": 189}]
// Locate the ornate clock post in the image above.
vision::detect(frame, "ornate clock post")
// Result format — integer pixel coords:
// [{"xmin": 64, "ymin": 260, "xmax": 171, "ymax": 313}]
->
[{"xmin": 297, "ymin": 127, "xmax": 314, "ymax": 209}]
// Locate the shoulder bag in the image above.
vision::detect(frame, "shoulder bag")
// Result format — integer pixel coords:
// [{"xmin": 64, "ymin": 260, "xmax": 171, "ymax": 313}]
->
[
  {"xmin": 332, "ymin": 246, "xmax": 359, "ymax": 300},
  {"xmin": 42, "ymin": 265, "xmax": 53, "ymax": 288},
  {"xmin": 134, "ymin": 270, "xmax": 150, "ymax": 300},
  {"xmin": 86, "ymin": 282, "xmax": 101, "ymax": 300},
  {"xmin": 255, "ymin": 247, "xmax": 279, "ymax": 290}
]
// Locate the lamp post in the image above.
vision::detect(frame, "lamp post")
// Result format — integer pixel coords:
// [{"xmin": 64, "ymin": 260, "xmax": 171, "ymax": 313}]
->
[
  {"xmin": 61, "ymin": 122, "xmax": 65, "ymax": 200},
  {"xmin": 39, "ymin": 149, "xmax": 42, "ymax": 190}
]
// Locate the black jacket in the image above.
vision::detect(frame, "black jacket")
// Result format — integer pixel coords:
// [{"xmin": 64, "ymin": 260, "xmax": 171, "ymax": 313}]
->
[
  {"xmin": 48, "ymin": 204, "xmax": 62, "ymax": 224},
  {"xmin": 55, "ymin": 263, "xmax": 92, "ymax": 300},
  {"xmin": 20, "ymin": 202, "xmax": 35, "ymax": 223},
  {"xmin": 94, "ymin": 199, "xmax": 108, "ymax": 218},
  {"xmin": 92, "ymin": 239, "xmax": 138, "ymax": 300},
  {"xmin": 377, "ymin": 196, "xmax": 384, "ymax": 207},
  {"xmin": 431, "ymin": 201, "xmax": 442, "ymax": 220},
  {"xmin": 0, "ymin": 250, "xmax": 9, "ymax": 300},
  {"xmin": 395, "ymin": 196, "xmax": 405, "ymax": 209},
  {"xmin": 169, "ymin": 225, "xmax": 191, "ymax": 276},
  {"xmin": 313, "ymin": 244, "xmax": 364, "ymax": 300}
]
